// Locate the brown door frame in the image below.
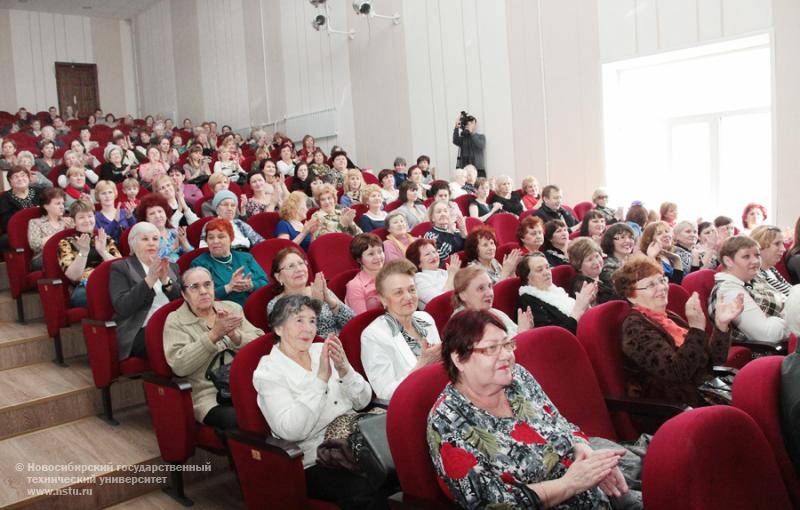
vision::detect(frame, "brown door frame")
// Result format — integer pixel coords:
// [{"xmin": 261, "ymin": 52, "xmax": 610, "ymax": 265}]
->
[{"xmin": 54, "ymin": 62, "xmax": 99, "ymax": 116}]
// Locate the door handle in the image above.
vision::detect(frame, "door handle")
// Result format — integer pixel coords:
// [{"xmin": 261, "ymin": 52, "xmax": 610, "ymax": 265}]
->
[{"xmin": 73, "ymin": 95, "xmax": 77, "ymax": 104}]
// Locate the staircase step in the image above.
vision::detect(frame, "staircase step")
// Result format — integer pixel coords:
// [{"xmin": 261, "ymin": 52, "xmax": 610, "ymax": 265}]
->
[
  {"xmin": 0, "ymin": 261, "xmax": 9, "ymax": 291},
  {"xmin": 0, "ymin": 358, "xmax": 144, "ymax": 440},
  {"xmin": 0, "ymin": 322, "xmax": 86, "ymax": 370},
  {"xmin": 0, "ymin": 406, "xmax": 234, "ymax": 510},
  {"xmin": 0, "ymin": 290, "xmax": 44, "ymax": 322},
  {"xmin": 106, "ymin": 470, "xmax": 243, "ymax": 510}
]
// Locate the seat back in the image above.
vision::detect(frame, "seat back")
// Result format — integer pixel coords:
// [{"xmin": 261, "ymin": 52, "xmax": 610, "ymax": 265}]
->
[
  {"xmin": 495, "ymin": 241, "xmax": 520, "ymax": 263},
  {"xmin": 424, "ymin": 290, "xmax": 454, "ymax": 335},
  {"xmin": 666, "ymin": 283, "xmax": 689, "ymax": 320},
  {"xmin": 572, "ymin": 201, "xmax": 594, "ymax": 221},
  {"xmin": 5, "ymin": 207, "xmax": 39, "ymax": 257},
  {"xmin": 243, "ymin": 283, "xmax": 280, "ymax": 332},
  {"xmin": 351, "ymin": 203, "xmax": 368, "ymax": 223},
  {"xmin": 4, "ymin": 207, "xmax": 42, "ymax": 298},
  {"xmin": 386, "ymin": 363, "xmax": 451, "ymax": 505},
  {"xmin": 230, "ymin": 333, "xmax": 276, "ymax": 434},
  {"xmin": 339, "ymin": 308, "xmax": 383, "ymax": 379},
  {"xmin": 486, "ymin": 213, "xmax": 519, "ymax": 245},
  {"xmin": 144, "ymin": 299, "xmax": 185, "ymax": 379},
  {"xmin": 681, "ymin": 268, "xmax": 715, "ymax": 333},
  {"xmin": 453, "ymin": 194, "xmax": 475, "ymax": 217},
  {"xmin": 514, "ymin": 327, "xmax": 618, "ymax": 440},
  {"xmin": 733, "ymin": 356, "xmax": 800, "ymax": 506},
  {"xmin": 250, "ymin": 237, "xmax": 303, "ymax": 276},
  {"xmin": 492, "ymin": 277, "xmax": 520, "ymax": 319},
  {"xmin": 186, "ymin": 216, "xmax": 213, "ymax": 248},
  {"xmin": 643, "ymin": 406, "xmax": 792, "ymax": 510},
  {"xmin": 464, "ymin": 216, "xmax": 482, "ymax": 233},
  {"xmin": 86, "ymin": 259, "xmax": 116, "ymax": 321},
  {"xmin": 327, "ymin": 268, "xmax": 360, "ymax": 302},
  {"xmin": 576, "ymin": 300, "xmax": 638, "ymax": 439},
  {"xmin": 384, "ymin": 200, "xmax": 402, "ymax": 213},
  {"xmin": 409, "ymin": 221, "xmax": 432, "ymax": 238},
  {"xmin": 176, "ymin": 247, "xmax": 209, "ymax": 273},
  {"xmin": 551, "ymin": 264, "xmax": 576, "ymax": 292},
  {"xmin": 308, "ymin": 232, "xmax": 357, "ymax": 279},
  {"xmin": 370, "ymin": 227, "xmax": 388, "ymax": 240},
  {"xmin": 247, "ymin": 211, "xmax": 281, "ymax": 239}
]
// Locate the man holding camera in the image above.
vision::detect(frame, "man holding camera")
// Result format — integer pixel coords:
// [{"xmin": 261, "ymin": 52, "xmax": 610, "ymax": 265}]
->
[{"xmin": 452, "ymin": 112, "xmax": 486, "ymax": 178}]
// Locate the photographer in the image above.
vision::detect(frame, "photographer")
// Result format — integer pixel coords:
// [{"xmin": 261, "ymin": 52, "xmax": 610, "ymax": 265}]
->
[{"xmin": 453, "ymin": 112, "xmax": 486, "ymax": 177}]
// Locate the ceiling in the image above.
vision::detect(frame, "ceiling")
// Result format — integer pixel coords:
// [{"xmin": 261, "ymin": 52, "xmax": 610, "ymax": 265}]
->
[{"xmin": 0, "ymin": 0, "xmax": 160, "ymax": 19}]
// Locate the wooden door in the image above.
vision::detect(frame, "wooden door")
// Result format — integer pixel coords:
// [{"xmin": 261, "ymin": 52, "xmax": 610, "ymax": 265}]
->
[{"xmin": 55, "ymin": 62, "xmax": 99, "ymax": 118}]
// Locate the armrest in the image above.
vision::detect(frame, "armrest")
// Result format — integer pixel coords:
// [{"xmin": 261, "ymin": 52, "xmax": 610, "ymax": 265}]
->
[
  {"xmin": 226, "ymin": 429, "xmax": 303, "ymax": 460},
  {"xmin": 388, "ymin": 492, "xmax": 452, "ymax": 510},
  {"xmin": 732, "ymin": 339, "xmax": 788, "ymax": 353},
  {"xmin": 143, "ymin": 372, "xmax": 193, "ymax": 392},
  {"xmin": 37, "ymin": 277, "xmax": 65, "ymax": 286},
  {"xmin": 83, "ymin": 318, "xmax": 118, "ymax": 328},
  {"xmin": 604, "ymin": 395, "xmax": 689, "ymax": 418},
  {"xmin": 712, "ymin": 366, "xmax": 738, "ymax": 376}
]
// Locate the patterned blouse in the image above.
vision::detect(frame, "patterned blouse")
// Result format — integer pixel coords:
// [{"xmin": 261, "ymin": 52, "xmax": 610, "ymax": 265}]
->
[
  {"xmin": 311, "ymin": 209, "xmax": 362, "ymax": 239},
  {"xmin": 160, "ymin": 228, "xmax": 193, "ymax": 263},
  {"xmin": 57, "ymin": 234, "xmax": 122, "ymax": 284},
  {"xmin": 27, "ymin": 217, "xmax": 69, "ymax": 255},
  {"xmin": 267, "ymin": 291, "xmax": 355, "ymax": 337},
  {"xmin": 428, "ymin": 365, "xmax": 608, "ymax": 510}
]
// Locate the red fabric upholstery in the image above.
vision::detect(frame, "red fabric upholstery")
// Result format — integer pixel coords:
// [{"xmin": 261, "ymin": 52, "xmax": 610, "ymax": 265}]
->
[
  {"xmin": 118, "ymin": 228, "xmax": 130, "ymax": 257},
  {"xmin": 572, "ymin": 201, "xmax": 594, "ymax": 221},
  {"xmin": 384, "ymin": 200, "xmax": 402, "ymax": 212},
  {"xmin": 4, "ymin": 207, "xmax": 41, "ymax": 300},
  {"xmin": 561, "ymin": 204, "xmax": 577, "ymax": 219},
  {"xmin": 514, "ymin": 327, "xmax": 618, "ymax": 440},
  {"xmin": 193, "ymin": 196, "xmax": 210, "ymax": 216},
  {"xmin": 681, "ymin": 269, "xmax": 715, "ymax": 333},
  {"xmin": 409, "ymin": 221, "xmax": 432, "ymax": 238},
  {"xmin": 495, "ymin": 241, "xmax": 520, "ymax": 263},
  {"xmin": 424, "ymin": 290, "xmax": 454, "ymax": 335},
  {"xmin": 247, "ymin": 212, "xmax": 282, "ymax": 239},
  {"xmin": 250, "ymin": 237, "xmax": 302, "ymax": 276},
  {"xmin": 486, "ymin": 213, "xmax": 519, "ymax": 245},
  {"xmin": 666, "ymin": 283, "xmax": 689, "ymax": 320},
  {"xmin": 144, "ymin": 299, "xmax": 185, "ymax": 378},
  {"xmin": 551, "ymin": 264, "xmax": 576, "ymax": 292},
  {"xmin": 308, "ymin": 232, "xmax": 357, "ymax": 279},
  {"xmin": 38, "ymin": 229, "xmax": 82, "ymax": 338},
  {"xmin": 576, "ymin": 301, "xmax": 640, "ymax": 440},
  {"xmin": 643, "ymin": 406, "xmax": 792, "ymax": 510},
  {"xmin": 176, "ymin": 247, "xmax": 209, "ymax": 273},
  {"xmin": 230, "ymin": 333, "xmax": 275, "ymax": 434},
  {"xmin": 733, "ymin": 356, "xmax": 800, "ymax": 506},
  {"xmin": 464, "ymin": 216, "xmax": 482, "ymax": 233},
  {"xmin": 361, "ymin": 171, "xmax": 379, "ymax": 185},
  {"xmin": 339, "ymin": 308, "xmax": 383, "ymax": 379},
  {"xmin": 386, "ymin": 363, "xmax": 451, "ymax": 506},
  {"xmin": 492, "ymin": 277, "xmax": 520, "ymax": 319},
  {"xmin": 186, "ymin": 216, "xmax": 213, "ymax": 248},
  {"xmin": 453, "ymin": 194, "xmax": 475, "ymax": 216},
  {"xmin": 351, "ymin": 203, "xmax": 368, "ymax": 223},
  {"xmin": 327, "ymin": 268, "xmax": 359, "ymax": 302},
  {"xmin": 370, "ymin": 227, "xmax": 387, "ymax": 240},
  {"xmin": 243, "ymin": 283, "xmax": 280, "ymax": 332}
]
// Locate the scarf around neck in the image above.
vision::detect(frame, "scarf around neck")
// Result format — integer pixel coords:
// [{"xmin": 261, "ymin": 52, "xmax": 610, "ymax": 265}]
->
[{"xmin": 519, "ymin": 284, "xmax": 575, "ymax": 316}]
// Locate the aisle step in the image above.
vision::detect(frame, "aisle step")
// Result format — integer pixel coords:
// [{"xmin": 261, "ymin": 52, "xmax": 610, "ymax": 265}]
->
[
  {"xmin": 106, "ymin": 470, "xmax": 243, "ymax": 510},
  {"xmin": 0, "ymin": 358, "xmax": 144, "ymax": 440},
  {"xmin": 0, "ymin": 406, "xmax": 233, "ymax": 510},
  {"xmin": 0, "ymin": 322, "xmax": 86, "ymax": 371},
  {"xmin": 0, "ymin": 290, "xmax": 43, "ymax": 322},
  {"xmin": 0, "ymin": 261, "xmax": 9, "ymax": 291}
]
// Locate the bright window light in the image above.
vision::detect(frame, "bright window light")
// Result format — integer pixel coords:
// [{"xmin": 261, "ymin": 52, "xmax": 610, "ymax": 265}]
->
[{"xmin": 602, "ymin": 34, "xmax": 772, "ymax": 225}]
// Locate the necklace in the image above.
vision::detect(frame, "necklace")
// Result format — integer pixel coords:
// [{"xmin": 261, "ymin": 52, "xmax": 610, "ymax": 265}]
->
[{"xmin": 211, "ymin": 253, "xmax": 234, "ymax": 270}]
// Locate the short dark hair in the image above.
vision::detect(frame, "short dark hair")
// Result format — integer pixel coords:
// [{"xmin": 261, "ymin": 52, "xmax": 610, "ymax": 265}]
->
[
  {"xmin": 350, "ymin": 233, "xmax": 383, "ymax": 262},
  {"xmin": 542, "ymin": 219, "xmax": 566, "ymax": 251},
  {"xmin": 515, "ymin": 252, "xmax": 546, "ymax": 282},
  {"xmin": 268, "ymin": 294, "xmax": 322, "ymax": 344},
  {"xmin": 39, "ymin": 187, "xmax": 66, "ymax": 214},
  {"xmin": 378, "ymin": 168, "xmax": 394, "ymax": 182},
  {"xmin": 406, "ymin": 238, "xmax": 436, "ymax": 270},
  {"xmin": 416, "ymin": 155, "xmax": 430, "ymax": 165},
  {"xmin": 464, "ymin": 226, "xmax": 497, "ymax": 263},
  {"xmin": 441, "ymin": 309, "xmax": 507, "ymax": 383},
  {"xmin": 398, "ymin": 180, "xmax": 418, "ymax": 203},
  {"xmin": 625, "ymin": 205, "xmax": 648, "ymax": 227},
  {"xmin": 612, "ymin": 254, "xmax": 663, "ymax": 298},
  {"xmin": 136, "ymin": 193, "xmax": 174, "ymax": 228},
  {"xmin": 517, "ymin": 216, "xmax": 544, "ymax": 245},
  {"xmin": 429, "ymin": 181, "xmax": 449, "ymax": 198},
  {"xmin": 579, "ymin": 209, "xmax": 605, "ymax": 237},
  {"xmin": 719, "ymin": 235, "xmax": 759, "ymax": 268},
  {"xmin": 714, "ymin": 216, "xmax": 733, "ymax": 228},
  {"xmin": 541, "ymin": 185, "xmax": 560, "ymax": 199},
  {"xmin": 600, "ymin": 222, "xmax": 635, "ymax": 257}
]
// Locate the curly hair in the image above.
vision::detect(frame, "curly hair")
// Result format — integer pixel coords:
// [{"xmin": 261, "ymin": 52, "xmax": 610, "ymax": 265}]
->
[
  {"xmin": 136, "ymin": 192, "xmax": 173, "ymax": 228},
  {"xmin": 742, "ymin": 203, "xmax": 768, "ymax": 229},
  {"xmin": 464, "ymin": 226, "xmax": 497, "ymax": 263},
  {"xmin": 205, "ymin": 218, "xmax": 235, "ymax": 241},
  {"xmin": 516, "ymin": 216, "xmax": 544, "ymax": 245},
  {"xmin": 600, "ymin": 222, "xmax": 635, "ymax": 257},
  {"xmin": 279, "ymin": 191, "xmax": 307, "ymax": 220},
  {"xmin": 567, "ymin": 237, "xmax": 602, "ymax": 272},
  {"xmin": 406, "ymin": 238, "xmax": 437, "ymax": 270},
  {"xmin": 612, "ymin": 254, "xmax": 664, "ymax": 299},
  {"xmin": 638, "ymin": 221, "xmax": 672, "ymax": 254}
]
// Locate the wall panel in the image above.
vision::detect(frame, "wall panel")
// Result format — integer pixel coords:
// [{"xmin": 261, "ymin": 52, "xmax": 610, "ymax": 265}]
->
[{"xmin": 132, "ymin": 0, "xmax": 177, "ymax": 119}]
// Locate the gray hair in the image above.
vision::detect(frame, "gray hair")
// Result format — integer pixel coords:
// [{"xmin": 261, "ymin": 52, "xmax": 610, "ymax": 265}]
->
[
  {"xmin": 452, "ymin": 168, "xmax": 466, "ymax": 179},
  {"xmin": 128, "ymin": 221, "xmax": 160, "ymax": 248},
  {"xmin": 385, "ymin": 211, "xmax": 407, "ymax": 230},
  {"xmin": 181, "ymin": 267, "xmax": 212, "ymax": 288},
  {"xmin": 17, "ymin": 150, "xmax": 34, "ymax": 163},
  {"xmin": 673, "ymin": 221, "xmax": 696, "ymax": 236},
  {"xmin": 268, "ymin": 295, "xmax": 322, "ymax": 343}
]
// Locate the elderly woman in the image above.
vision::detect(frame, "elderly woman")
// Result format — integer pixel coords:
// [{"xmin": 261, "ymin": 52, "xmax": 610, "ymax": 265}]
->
[
  {"xmin": 99, "ymin": 145, "xmax": 134, "ymax": 183},
  {"xmin": 542, "ymin": 219, "xmax": 570, "ymax": 267},
  {"xmin": 488, "ymin": 175, "xmax": 524, "ymax": 216},
  {"xmin": 109, "ymin": 222, "xmax": 181, "ymax": 359},
  {"xmin": 742, "ymin": 203, "xmax": 767, "ymax": 234},
  {"xmin": 361, "ymin": 259, "xmax": 441, "ymax": 401},
  {"xmin": 383, "ymin": 212, "xmax": 416, "ymax": 263},
  {"xmin": 94, "ymin": 180, "xmax": 136, "ymax": 244},
  {"xmin": 154, "ymin": 174, "xmax": 198, "ymax": 228},
  {"xmin": 429, "ymin": 181, "xmax": 464, "ymax": 230},
  {"xmin": 429, "ymin": 309, "xmax": 631, "ymax": 509},
  {"xmin": 516, "ymin": 216, "xmax": 545, "ymax": 254},
  {"xmin": 137, "ymin": 193, "xmax": 192, "ymax": 263},
  {"xmin": 407, "ymin": 165, "xmax": 430, "ymax": 195},
  {"xmin": 357, "ymin": 184, "xmax": 387, "ymax": 232},
  {"xmin": 201, "ymin": 173, "xmax": 232, "ymax": 217},
  {"xmin": 310, "ymin": 183, "xmax": 361, "ymax": 239},
  {"xmin": 244, "ymin": 171, "xmax": 276, "ymax": 217},
  {"xmin": 516, "ymin": 252, "xmax": 596, "ymax": 334},
  {"xmin": 275, "ymin": 144, "xmax": 295, "ymax": 177},
  {"xmin": 27, "ymin": 187, "xmax": 73, "ymax": 269},
  {"xmin": 591, "ymin": 187, "xmax": 619, "ymax": 225},
  {"xmin": 16, "ymin": 151, "xmax": 50, "ymax": 190},
  {"xmin": 709, "ymin": 236, "xmax": 791, "ymax": 345},
  {"xmin": 165, "ymin": 267, "xmax": 263, "ymax": 431},
  {"xmin": 254, "ymin": 295, "xmax": 379, "ymax": 508},
  {"xmin": 268, "ymin": 247, "xmax": 353, "ymax": 336},
  {"xmin": 672, "ymin": 220, "xmax": 712, "ymax": 274},
  {"xmin": 345, "ymin": 233, "xmax": 385, "ymax": 314},
  {"xmin": 0, "ymin": 139, "xmax": 19, "ymax": 174},
  {"xmin": 599, "ymin": 223, "xmax": 635, "ymax": 299},
  {"xmin": 520, "ymin": 175, "xmax": 541, "ymax": 210},
  {"xmin": 640, "ymin": 221, "xmax": 684, "ymax": 284},
  {"xmin": 0, "ymin": 166, "xmax": 42, "ymax": 252},
  {"xmin": 407, "ymin": 239, "xmax": 460, "ymax": 309},
  {"xmin": 395, "ymin": 180, "xmax": 428, "ymax": 229},
  {"xmin": 579, "ymin": 210, "xmax": 607, "ymax": 243},
  {"xmin": 309, "ymin": 148, "xmax": 334, "ymax": 184},
  {"xmin": 183, "ymin": 143, "xmax": 211, "ymax": 186},
  {"xmin": 296, "ymin": 134, "xmax": 319, "ymax": 163},
  {"xmin": 567, "ymin": 237, "xmax": 618, "ymax": 304},
  {"xmin": 213, "ymin": 146, "xmax": 246, "ymax": 185},
  {"xmin": 750, "ymin": 225, "xmax": 792, "ymax": 296},
  {"xmin": 469, "ymin": 177, "xmax": 503, "ymax": 222},
  {"xmin": 452, "ymin": 265, "xmax": 532, "ymax": 337},
  {"xmin": 275, "ymin": 191, "xmax": 319, "ymax": 252},
  {"xmin": 788, "ymin": 218, "xmax": 800, "ymax": 284},
  {"xmin": 191, "ymin": 219, "xmax": 268, "ymax": 306},
  {"xmin": 465, "ymin": 226, "xmax": 520, "ymax": 284},
  {"xmin": 200, "ymin": 191, "xmax": 264, "ymax": 250},
  {"xmin": 167, "ymin": 164, "xmax": 203, "ymax": 207},
  {"xmin": 138, "ymin": 146, "xmax": 168, "ymax": 187},
  {"xmin": 423, "ymin": 201, "xmax": 467, "ymax": 266},
  {"xmin": 58, "ymin": 200, "xmax": 122, "ymax": 307},
  {"xmin": 614, "ymin": 254, "xmax": 743, "ymax": 406},
  {"xmin": 379, "ymin": 168, "xmax": 399, "ymax": 203}
]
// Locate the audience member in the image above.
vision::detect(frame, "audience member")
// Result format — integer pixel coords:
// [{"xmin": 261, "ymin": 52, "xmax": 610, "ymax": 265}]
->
[{"xmin": 345, "ymin": 233, "xmax": 385, "ymax": 314}]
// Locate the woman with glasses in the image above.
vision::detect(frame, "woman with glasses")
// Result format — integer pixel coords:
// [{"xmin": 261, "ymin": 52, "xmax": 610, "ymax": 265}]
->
[
  {"xmin": 428, "ymin": 309, "xmax": 637, "ymax": 509},
  {"xmin": 614, "ymin": 254, "xmax": 743, "ymax": 406},
  {"xmin": 591, "ymin": 187, "xmax": 620, "ymax": 225}
]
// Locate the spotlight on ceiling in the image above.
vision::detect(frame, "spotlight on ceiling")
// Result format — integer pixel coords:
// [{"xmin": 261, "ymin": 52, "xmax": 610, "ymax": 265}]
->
[
  {"xmin": 311, "ymin": 14, "xmax": 327, "ymax": 31},
  {"xmin": 352, "ymin": 0, "xmax": 371, "ymax": 15}
]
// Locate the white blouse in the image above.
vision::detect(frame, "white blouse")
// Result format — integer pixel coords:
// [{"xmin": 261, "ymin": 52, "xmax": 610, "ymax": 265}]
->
[{"xmin": 415, "ymin": 269, "xmax": 449, "ymax": 309}]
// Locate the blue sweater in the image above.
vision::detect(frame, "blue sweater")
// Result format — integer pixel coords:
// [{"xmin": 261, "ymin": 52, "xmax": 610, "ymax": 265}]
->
[{"xmin": 190, "ymin": 250, "xmax": 269, "ymax": 305}]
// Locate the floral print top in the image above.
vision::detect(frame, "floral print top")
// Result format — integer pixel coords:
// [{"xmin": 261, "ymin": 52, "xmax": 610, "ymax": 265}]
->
[{"xmin": 427, "ymin": 365, "xmax": 609, "ymax": 510}]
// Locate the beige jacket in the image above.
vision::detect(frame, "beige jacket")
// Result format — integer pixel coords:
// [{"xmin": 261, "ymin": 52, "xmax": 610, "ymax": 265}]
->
[{"xmin": 164, "ymin": 300, "xmax": 264, "ymax": 422}]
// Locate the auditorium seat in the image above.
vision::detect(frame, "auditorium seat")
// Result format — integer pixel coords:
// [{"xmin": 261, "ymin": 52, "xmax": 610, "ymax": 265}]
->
[
  {"xmin": 242, "ymin": 283, "xmax": 280, "ymax": 332},
  {"xmin": 327, "ymin": 268, "xmax": 360, "ymax": 302},
  {"xmin": 495, "ymin": 241, "xmax": 520, "ymax": 263},
  {"xmin": 308, "ymin": 232, "xmax": 357, "ymax": 279},
  {"xmin": 409, "ymin": 221, "xmax": 432, "ymax": 238},
  {"xmin": 572, "ymin": 201, "xmax": 594, "ymax": 221},
  {"xmin": 453, "ymin": 194, "xmax": 475, "ymax": 216},
  {"xmin": 176, "ymin": 247, "xmax": 208, "ymax": 273},
  {"xmin": 492, "ymin": 276, "xmax": 521, "ymax": 319},
  {"xmin": 424, "ymin": 290, "xmax": 454, "ymax": 335},
  {"xmin": 486, "ymin": 213, "xmax": 519, "ymax": 245},
  {"xmin": 338, "ymin": 307, "xmax": 383, "ymax": 379},
  {"xmin": 3, "ymin": 207, "xmax": 42, "ymax": 322},
  {"xmin": 250, "ymin": 237, "xmax": 303, "ymax": 275},
  {"xmin": 186, "ymin": 216, "xmax": 213, "ymax": 248},
  {"xmin": 551, "ymin": 264, "xmax": 576, "ymax": 291},
  {"xmin": 247, "ymin": 211, "xmax": 282, "ymax": 239}
]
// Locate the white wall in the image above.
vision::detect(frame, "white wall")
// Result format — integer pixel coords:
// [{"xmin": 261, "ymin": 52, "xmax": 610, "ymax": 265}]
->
[{"xmin": 132, "ymin": 0, "xmax": 177, "ymax": 119}]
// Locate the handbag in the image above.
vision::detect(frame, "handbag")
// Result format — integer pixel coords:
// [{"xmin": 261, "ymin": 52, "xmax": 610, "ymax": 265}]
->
[
  {"xmin": 205, "ymin": 348, "xmax": 236, "ymax": 405},
  {"xmin": 698, "ymin": 374, "xmax": 735, "ymax": 406}
]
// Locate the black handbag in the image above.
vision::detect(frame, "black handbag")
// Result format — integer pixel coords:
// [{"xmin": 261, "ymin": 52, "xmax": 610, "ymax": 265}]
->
[{"xmin": 205, "ymin": 349, "xmax": 236, "ymax": 404}]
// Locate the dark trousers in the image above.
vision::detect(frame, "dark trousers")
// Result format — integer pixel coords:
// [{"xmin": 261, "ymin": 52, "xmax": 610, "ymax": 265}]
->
[
  {"xmin": 128, "ymin": 328, "xmax": 148, "ymax": 359},
  {"xmin": 306, "ymin": 464, "xmax": 389, "ymax": 510},
  {"xmin": 203, "ymin": 404, "xmax": 238, "ymax": 431}
]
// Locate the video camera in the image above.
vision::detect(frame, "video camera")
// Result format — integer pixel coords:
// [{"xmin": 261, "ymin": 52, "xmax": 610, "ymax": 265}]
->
[{"xmin": 458, "ymin": 111, "xmax": 475, "ymax": 130}]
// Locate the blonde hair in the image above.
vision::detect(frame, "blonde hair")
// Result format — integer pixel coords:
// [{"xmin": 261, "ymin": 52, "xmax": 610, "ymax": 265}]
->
[
  {"xmin": 153, "ymin": 175, "xmax": 174, "ymax": 193},
  {"xmin": 94, "ymin": 180, "xmax": 117, "ymax": 198},
  {"xmin": 315, "ymin": 183, "xmax": 337, "ymax": 203},
  {"xmin": 66, "ymin": 166, "xmax": 86, "ymax": 178},
  {"xmin": 207, "ymin": 172, "xmax": 229, "ymax": 190},
  {"xmin": 750, "ymin": 225, "xmax": 782, "ymax": 250},
  {"xmin": 280, "ymin": 191, "xmax": 307, "ymax": 220},
  {"xmin": 360, "ymin": 184, "xmax": 383, "ymax": 204},
  {"xmin": 343, "ymin": 168, "xmax": 364, "ymax": 193},
  {"xmin": 521, "ymin": 175, "xmax": 539, "ymax": 190}
]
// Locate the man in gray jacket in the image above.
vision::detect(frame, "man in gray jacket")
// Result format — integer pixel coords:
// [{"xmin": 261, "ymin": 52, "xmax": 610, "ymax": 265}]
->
[{"xmin": 452, "ymin": 113, "xmax": 486, "ymax": 177}]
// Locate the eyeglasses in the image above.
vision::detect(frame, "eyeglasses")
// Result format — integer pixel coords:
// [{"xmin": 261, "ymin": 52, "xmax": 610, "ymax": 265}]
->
[
  {"xmin": 596, "ymin": 195, "xmax": 608, "ymax": 200},
  {"xmin": 471, "ymin": 339, "xmax": 517, "ymax": 357},
  {"xmin": 279, "ymin": 261, "xmax": 306, "ymax": 272},
  {"xmin": 183, "ymin": 280, "xmax": 213, "ymax": 292},
  {"xmin": 613, "ymin": 235, "xmax": 633, "ymax": 241},
  {"xmin": 634, "ymin": 276, "xmax": 669, "ymax": 292}
]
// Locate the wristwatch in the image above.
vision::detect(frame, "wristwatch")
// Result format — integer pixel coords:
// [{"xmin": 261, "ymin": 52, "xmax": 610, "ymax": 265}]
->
[{"xmin": 163, "ymin": 278, "xmax": 174, "ymax": 289}]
